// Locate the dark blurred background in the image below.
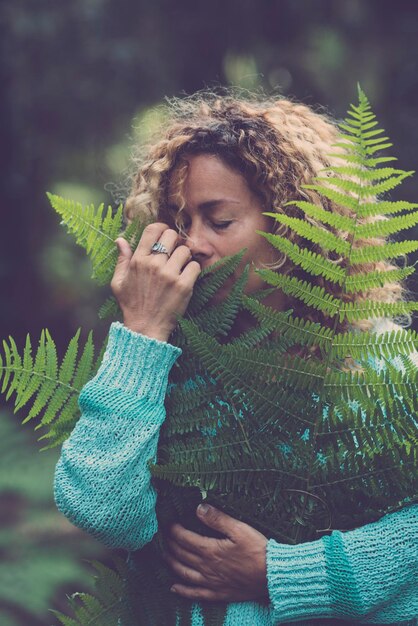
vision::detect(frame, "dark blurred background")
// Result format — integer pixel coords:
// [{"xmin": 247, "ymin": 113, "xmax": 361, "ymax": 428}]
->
[{"xmin": 1, "ymin": 1, "xmax": 418, "ymax": 624}]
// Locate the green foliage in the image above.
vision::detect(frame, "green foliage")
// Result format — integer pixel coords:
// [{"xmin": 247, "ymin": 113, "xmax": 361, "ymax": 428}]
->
[
  {"xmin": 1, "ymin": 87, "xmax": 417, "ymax": 624},
  {"xmin": 52, "ymin": 559, "xmax": 133, "ymax": 626},
  {"xmin": 47, "ymin": 193, "xmax": 150, "ymax": 282},
  {"xmin": 0, "ymin": 329, "xmax": 106, "ymax": 448},
  {"xmin": 46, "ymin": 194, "xmax": 124, "ymax": 286},
  {"xmin": 151, "ymin": 87, "xmax": 418, "ymax": 551},
  {"xmin": 0, "ymin": 415, "xmax": 102, "ymax": 626}
]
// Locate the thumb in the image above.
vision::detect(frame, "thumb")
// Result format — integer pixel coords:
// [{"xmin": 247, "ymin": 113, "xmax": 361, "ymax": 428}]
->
[
  {"xmin": 114, "ymin": 237, "xmax": 132, "ymax": 273},
  {"xmin": 196, "ymin": 504, "xmax": 238, "ymax": 540}
]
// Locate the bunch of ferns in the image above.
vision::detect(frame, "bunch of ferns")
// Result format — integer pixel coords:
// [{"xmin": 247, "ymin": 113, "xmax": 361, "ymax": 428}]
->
[
  {"xmin": 153, "ymin": 86, "xmax": 418, "ymax": 544},
  {"xmin": 1, "ymin": 87, "xmax": 417, "ymax": 626}
]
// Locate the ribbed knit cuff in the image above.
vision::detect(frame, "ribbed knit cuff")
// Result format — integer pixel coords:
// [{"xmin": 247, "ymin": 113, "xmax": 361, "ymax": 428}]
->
[
  {"xmin": 93, "ymin": 322, "xmax": 182, "ymax": 403},
  {"xmin": 266, "ymin": 537, "xmax": 333, "ymax": 622}
]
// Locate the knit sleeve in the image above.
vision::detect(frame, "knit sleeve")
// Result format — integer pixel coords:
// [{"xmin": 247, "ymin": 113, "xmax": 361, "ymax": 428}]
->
[
  {"xmin": 54, "ymin": 322, "xmax": 182, "ymax": 551},
  {"xmin": 266, "ymin": 504, "xmax": 418, "ymax": 624}
]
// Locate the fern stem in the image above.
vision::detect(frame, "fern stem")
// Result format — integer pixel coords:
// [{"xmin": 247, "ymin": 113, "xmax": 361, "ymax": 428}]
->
[{"xmin": 0, "ymin": 366, "xmax": 81, "ymax": 393}]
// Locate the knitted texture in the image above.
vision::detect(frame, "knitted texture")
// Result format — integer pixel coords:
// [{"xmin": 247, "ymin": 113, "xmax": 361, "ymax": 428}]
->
[
  {"xmin": 54, "ymin": 322, "xmax": 418, "ymax": 625},
  {"xmin": 267, "ymin": 505, "xmax": 418, "ymax": 624}
]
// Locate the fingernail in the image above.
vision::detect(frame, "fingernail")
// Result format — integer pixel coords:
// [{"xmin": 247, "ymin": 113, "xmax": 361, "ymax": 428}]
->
[
  {"xmin": 198, "ymin": 503, "xmax": 210, "ymax": 515},
  {"xmin": 170, "ymin": 586, "xmax": 177, "ymax": 593}
]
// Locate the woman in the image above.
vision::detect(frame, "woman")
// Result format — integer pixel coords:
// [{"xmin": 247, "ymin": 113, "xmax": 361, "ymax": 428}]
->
[{"xmin": 54, "ymin": 92, "xmax": 417, "ymax": 625}]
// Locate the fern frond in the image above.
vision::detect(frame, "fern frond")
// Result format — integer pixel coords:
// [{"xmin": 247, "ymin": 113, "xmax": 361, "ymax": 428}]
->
[
  {"xmin": 257, "ymin": 232, "xmax": 346, "ymax": 283},
  {"xmin": 254, "ymin": 270, "xmax": 342, "ymax": 317},
  {"xmin": 262, "ymin": 213, "xmax": 350, "ymax": 255},
  {"xmin": 329, "ymin": 328, "xmax": 418, "ymax": 362},
  {"xmin": 242, "ymin": 296, "xmax": 334, "ymax": 350},
  {"xmin": 339, "ymin": 300, "xmax": 418, "ymax": 323},
  {"xmin": 47, "ymin": 193, "xmax": 123, "ymax": 285},
  {"xmin": 322, "ymin": 166, "xmax": 407, "ymax": 182},
  {"xmin": 328, "ymin": 153, "xmax": 398, "ymax": 167},
  {"xmin": 0, "ymin": 330, "xmax": 102, "ymax": 447},
  {"xmin": 314, "ymin": 171, "xmax": 413, "ymax": 197},
  {"xmin": 345, "ymin": 266, "xmax": 416, "ymax": 293},
  {"xmin": 300, "ymin": 184, "xmax": 360, "ymax": 211},
  {"xmin": 350, "ymin": 240, "xmax": 418, "ymax": 264},
  {"xmin": 98, "ymin": 296, "xmax": 120, "ymax": 320},
  {"xmin": 354, "ymin": 212, "xmax": 418, "ymax": 238},
  {"xmin": 186, "ymin": 249, "xmax": 246, "ymax": 315},
  {"xmin": 281, "ymin": 201, "xmax": 355, "ymax": 232},
  {"xmin": 52, "ymin": 558, "xmax": 132, "ymax": 626},
  {"xmin": 355, "ymin": 200, "xmax": 418, "ymax": 217},
  {"xmin": 47, "ymin": 193, "xmax": 149, "ymax": 287},
  {"xmin": 189, "ymin": 265, "xmax": 249, "ymax": 338}
]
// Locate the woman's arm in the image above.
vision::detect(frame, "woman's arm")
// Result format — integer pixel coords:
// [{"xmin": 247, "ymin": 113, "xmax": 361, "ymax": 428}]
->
[
  {"xmin": 54, "ymin": 322, "xmax": 182, "ymax": 551},
  {"xmin": 267, "ymin": 503, "xmax": 418, "ymax": 624},
  {"xmin": 165, "ymin": 503, "xmax": 417, "ymax": 623}
]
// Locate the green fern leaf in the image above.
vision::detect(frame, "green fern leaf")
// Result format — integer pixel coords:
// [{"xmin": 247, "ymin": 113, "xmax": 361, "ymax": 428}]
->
[
  {"xmin": 328, "ymin": 153, "xmax": 398, "ymax": 167},
  {"xmin": 314, "ymin": 171, "xmax": 413, "ymax": 197},
  {"xmin": 281, "ymin": 201, "xmax": 355, "ymax": 232},
  {"xmin": 263, "ymin": 212, "xmax": 351, "ymax": 255},
  {"xmin": 52, "ymin": 558, "xmax": 139, "ymax": 626},
  {"xmin": 257, "ymin": 232, "xmax": 346, "ymax": 283},
  {"xmin": 322, "ymin": 166, "xmax": 407, "ymax": 182},
  {"xmin": 354, "ymin": 212, "xmax": 418, "ymax": 238},
  {"xmin": 187, "ymin": 249, "xmax": 246, "ymax": 315},
  {"xmin": 254, "ymin": 269, "xmax": 342, "ymax": 317},
  {"xmin": 329, "ymin": 328, "xmax": 418, "ymax": 362},
  {"xmin": 350, "ymin": 240, "xmax": 418, "ymax": 264},
  {"xmin": 301, "ymin": 184, "xmax": 359, "ymax": 211},
  {"xmin": 98, "ymin": 296, "xmax": 120, "ymax": 320},
  {"xmin": 0, "ymin": 330, "xmax": 102, "ymax": 446},
  {"xmin": 340, "ymin": 300, "xmax": 418, "ymax": 323},
  {"xmin": 46, "ymin": 193, "xmax": 122, "ymax": 285},
  {"xmin": 345, "ymin": 267, "xmax": 415, "ymax": 293},
  {"xmin": 47, "ymin": 193, "xmax": 150, "ymax": 288},
  {"xmin": 355, "ymin": 200, "xmax": 418, "ymax": 217}
]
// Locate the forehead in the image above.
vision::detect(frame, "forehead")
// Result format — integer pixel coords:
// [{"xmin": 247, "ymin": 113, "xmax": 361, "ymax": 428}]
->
[{"xmin": 168, "ymin": 153, "xmax": 252, "ymax": 206}]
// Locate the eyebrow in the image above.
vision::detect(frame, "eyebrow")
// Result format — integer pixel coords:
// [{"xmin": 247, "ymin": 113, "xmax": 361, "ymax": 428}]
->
[
  {"xmin": 167, "ymin": 198, "xmax": 241, "ymax": 215},
  {"xmin": 197, "ymin": 199, "xmax": 240, "ymax": 211}
]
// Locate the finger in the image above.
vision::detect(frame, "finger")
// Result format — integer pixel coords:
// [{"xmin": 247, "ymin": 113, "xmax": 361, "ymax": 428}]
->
[
  {"xmin": 134, "ymin": 222, "xmax": 171, "ymax": 257},
  {"xmin": 164, "ymin": 553, "xmax": 206, "ymax": 586},
  {"xmin": 150, "ymin": 228, "xmax": 179, "ymax": 258},
  {"xmin": 166, "ymin": 244, "xmax": 194, "ymax": 272},
  {"xmin": 169, "ymin": 523, "xmax": 219, "ymax": 555},
  {"xmin": 179, "ymin": 258, "xmax": 201, "ymax": 282},
  {"xmin": 166, "ymin": 537, "xmax": 201, "ymax": 569},
  {"xmin": 170, "ymin": 584, "xmax": 226, "ymax": 602},
  {"xmin": 196, "ymin": 504, "xmax": 242, "ymax": 541}
]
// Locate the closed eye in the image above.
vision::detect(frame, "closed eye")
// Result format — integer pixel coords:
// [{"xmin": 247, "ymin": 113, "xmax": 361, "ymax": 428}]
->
[{"xmin": 212, "ymin": 221, "xmax": 232, "ymax": 230}]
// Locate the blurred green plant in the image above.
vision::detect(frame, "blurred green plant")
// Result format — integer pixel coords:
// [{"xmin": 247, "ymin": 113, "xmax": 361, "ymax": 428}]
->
[{"xmin": 0, "ymin": 413, "xmax": 104, "ymax": 626}]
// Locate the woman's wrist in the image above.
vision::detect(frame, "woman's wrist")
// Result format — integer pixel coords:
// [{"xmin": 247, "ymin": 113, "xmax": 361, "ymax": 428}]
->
[
  {"xmin": 122, "ymin": 319, "xmax": 171, "ymax": 343},
  {"xmin": 90, "ymin": 322, "xmax": 182, "ymax": 401}
]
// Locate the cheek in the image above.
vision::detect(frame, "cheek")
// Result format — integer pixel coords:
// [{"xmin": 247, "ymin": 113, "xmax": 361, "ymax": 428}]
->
[{"xmin": 245, "ymin": 268, "xmax": 267, "ymax": 293}]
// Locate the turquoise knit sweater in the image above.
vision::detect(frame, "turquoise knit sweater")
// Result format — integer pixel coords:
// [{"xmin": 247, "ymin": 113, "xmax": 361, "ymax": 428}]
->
[{"xmin": 54, "ymin": 322, "xmax": 418, "ymax": 625}]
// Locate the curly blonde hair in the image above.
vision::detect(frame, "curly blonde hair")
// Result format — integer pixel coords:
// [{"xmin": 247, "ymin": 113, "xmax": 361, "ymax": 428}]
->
[{"xmin": 124, "ymin": 90, "xmax": 407, "ymax": 331}]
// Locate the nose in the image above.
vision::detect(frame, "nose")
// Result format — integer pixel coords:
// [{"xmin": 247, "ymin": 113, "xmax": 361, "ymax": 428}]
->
[{"xmin": 182, "ymin": 223, "xmax": 213, "ymax": 263}]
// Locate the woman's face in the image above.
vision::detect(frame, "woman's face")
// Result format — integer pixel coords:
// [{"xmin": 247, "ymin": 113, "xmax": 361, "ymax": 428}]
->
[{"xmin": 168, "ymin": 154, "xmax": 280, "ymax": 303}]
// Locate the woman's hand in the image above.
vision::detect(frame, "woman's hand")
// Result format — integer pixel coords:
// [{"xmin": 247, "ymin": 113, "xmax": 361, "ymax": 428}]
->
[
  {"xmin": 165, "ymin": 504, "xmax": 268, "ymax": 603},
  {"xmin": 111, "ymin": 223, "xmax": 201, "ymax": 342}
]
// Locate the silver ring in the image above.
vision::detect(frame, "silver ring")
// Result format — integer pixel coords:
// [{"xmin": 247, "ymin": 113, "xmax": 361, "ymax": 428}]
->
[{"xmin": 150, "ymin": 241, "xmax": 170, "ymax": 257}]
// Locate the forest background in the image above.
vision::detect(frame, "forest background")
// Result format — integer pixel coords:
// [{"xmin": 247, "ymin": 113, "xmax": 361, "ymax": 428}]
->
[{"xmin": 1, "ymin": 1, "xmax": 418, "ymax": 624}]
